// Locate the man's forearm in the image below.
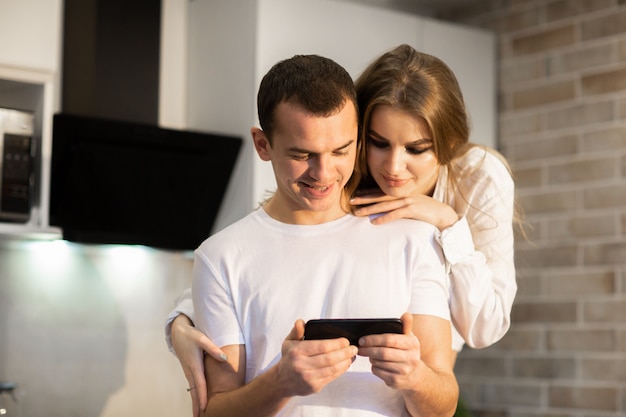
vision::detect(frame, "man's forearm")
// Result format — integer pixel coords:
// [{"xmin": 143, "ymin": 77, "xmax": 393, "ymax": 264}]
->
[
  {"xmin": 402, "ymin": 364, "xmax": 458, "ymax": 417},
  {"xmin": 204, "ymin": 358, "xmax": 292, "ymax": 417}
]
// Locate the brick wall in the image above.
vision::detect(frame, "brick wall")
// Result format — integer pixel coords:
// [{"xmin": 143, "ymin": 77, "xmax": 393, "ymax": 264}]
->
[{"xmin": 440, "ymin": 1, "xmax": 626, "ymax": 416}]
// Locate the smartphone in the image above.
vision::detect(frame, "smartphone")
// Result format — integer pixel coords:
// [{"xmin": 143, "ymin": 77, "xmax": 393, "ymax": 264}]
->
[{"xmin": 304, "ymin": 318, "xmax": 403, "ymax": 345}]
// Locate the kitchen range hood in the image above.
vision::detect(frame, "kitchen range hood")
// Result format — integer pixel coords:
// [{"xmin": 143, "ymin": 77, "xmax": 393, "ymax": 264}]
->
[{"xmin": 49, "ymin": 113, "xmax": 242, "ymax": 251}]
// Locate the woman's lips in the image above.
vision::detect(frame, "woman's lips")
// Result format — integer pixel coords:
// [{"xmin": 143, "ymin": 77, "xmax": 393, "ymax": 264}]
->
[{"xmin": 381, "ymin": 175, "xmax": 410, "ymax": 188}]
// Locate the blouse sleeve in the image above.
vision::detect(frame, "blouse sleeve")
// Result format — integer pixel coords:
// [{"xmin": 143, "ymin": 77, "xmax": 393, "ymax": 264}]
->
[
  {"xmin": 437, "ymin": 155, "xmax": 517, "ymax": 349},
  {"xmin": 164, "ymin": 287, "xmax": 194, "ymax": 354}
]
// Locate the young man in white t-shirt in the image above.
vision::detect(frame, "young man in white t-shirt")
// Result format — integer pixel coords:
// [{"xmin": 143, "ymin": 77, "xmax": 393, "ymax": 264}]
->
[{"xmin": 190, "ymin": 54, "xmax": 458, "ymax": 416}]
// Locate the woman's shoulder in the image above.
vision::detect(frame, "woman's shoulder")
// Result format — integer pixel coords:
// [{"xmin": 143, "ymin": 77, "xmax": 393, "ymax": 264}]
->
[
  {"xmin": 454, "ymin": 145, "xmax": 513, "ymax": 187},
  {"xmin": 456, "ymin": 145, "xmax": 507, "ymax": 168}
]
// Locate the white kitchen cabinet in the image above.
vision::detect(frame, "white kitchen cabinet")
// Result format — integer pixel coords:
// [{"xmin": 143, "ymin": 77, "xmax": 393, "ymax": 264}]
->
[
  {"xmin": 0, "ymin": 0, "xmax": 63, "ymax": 237},
  {"xmin": 0, "ymin": 0, "xmax": 62, "ymax": 72}
]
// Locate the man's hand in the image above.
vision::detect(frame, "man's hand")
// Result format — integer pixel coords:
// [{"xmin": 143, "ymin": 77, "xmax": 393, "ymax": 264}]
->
[
  {"xmin": 356, "ymin": 312, "xmax": 423, "ymax": 390},
  {"xmin": 358, "ymin": 312, "xmax": 458, "ymax": 416},
  {"xmin": 202, "ymin": 320, "xmax": 359, "ymax": 417},
  {"xmin": 276, "ymin": 319, "xmax": 359, "ymax": 396}
]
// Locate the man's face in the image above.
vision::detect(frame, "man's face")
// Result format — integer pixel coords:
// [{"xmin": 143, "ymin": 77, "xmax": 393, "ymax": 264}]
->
[{"xmin": 253, "ymin": 100, "xmax": 358, "ymax": 224}]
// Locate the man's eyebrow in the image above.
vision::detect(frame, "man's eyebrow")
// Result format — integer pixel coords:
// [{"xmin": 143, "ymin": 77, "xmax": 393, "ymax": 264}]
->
[
  {"xmin": 334, "ymin": 139, "xmax": 356, "ymax": 151},
  {"xmin": 287, "ymin": 139, "xmax": 355, "ymax": 154}
]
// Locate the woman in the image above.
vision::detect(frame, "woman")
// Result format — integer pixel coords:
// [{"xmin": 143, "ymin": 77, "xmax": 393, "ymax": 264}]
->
[
  {"xmin": 166, "ymin": 44, "xmax": 519, "ymax": 416},
  {"xmin": 351, "ymin": 44, "xmax": 517, "ymax": 360}
]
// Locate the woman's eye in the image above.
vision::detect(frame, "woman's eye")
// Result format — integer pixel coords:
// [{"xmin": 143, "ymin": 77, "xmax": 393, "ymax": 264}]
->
[
  {"xmin": 368, "ymin": 135, "xmax": 433, "ymax": 155},
  {"xmin": 406, "ymin": 146, "xmax": 432, "ymax": 155}
]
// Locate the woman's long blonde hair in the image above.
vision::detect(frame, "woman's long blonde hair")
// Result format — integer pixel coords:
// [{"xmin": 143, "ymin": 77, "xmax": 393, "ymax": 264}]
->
[
  {"xmin": 353, "ymin": 44, "xmax": 472, "ymax": 192},
  {"xmin": 351, "ymin": 44, "xmax": 526, "ymax": 234}
]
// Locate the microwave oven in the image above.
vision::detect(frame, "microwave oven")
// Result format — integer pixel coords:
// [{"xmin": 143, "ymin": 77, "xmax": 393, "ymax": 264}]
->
[{"xmin": 0, "ymin": 108, "xmax": 34, "ymax": 223}]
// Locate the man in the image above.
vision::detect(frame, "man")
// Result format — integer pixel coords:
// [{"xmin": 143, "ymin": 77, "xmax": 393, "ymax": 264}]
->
[{"xmin": 191, "ymin": 54, "xmax": 458, "ymax": 416}]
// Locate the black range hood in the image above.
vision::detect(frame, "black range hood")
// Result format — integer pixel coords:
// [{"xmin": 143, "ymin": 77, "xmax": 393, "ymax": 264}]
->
[
  {"xmin": 54, "ymin": 1, "xmax": 242, "ymax": 251},
  {"xmin": 49, "ymin": 113, "xmax": 242, "ymax": 251}
]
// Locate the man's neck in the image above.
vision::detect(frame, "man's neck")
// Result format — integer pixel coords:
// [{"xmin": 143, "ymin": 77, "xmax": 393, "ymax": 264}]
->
[{"xmin": 262, "ymin": 195, "xmax": 349, "ymax": 225}]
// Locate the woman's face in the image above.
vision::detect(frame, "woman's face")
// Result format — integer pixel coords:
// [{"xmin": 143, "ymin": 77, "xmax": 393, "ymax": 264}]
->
[{"xmin": 366, "ymin": 105, "xmax": 440, "ymax": 197}]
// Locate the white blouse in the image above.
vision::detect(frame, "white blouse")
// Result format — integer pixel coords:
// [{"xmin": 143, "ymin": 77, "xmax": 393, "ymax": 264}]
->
[{"xmin": 433, "ymin": 146, "xmax": 516, "ymax": 351}]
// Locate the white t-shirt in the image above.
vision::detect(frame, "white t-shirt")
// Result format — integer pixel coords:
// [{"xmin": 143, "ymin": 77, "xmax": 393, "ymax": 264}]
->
[{"xmin": 191, "ymin": 208, "xmax": 450, "ymax": 416}]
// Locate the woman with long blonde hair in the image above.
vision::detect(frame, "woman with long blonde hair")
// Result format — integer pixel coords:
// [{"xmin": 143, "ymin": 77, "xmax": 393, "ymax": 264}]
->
[{"xmin": 350, "ymin": 44, "xmax": 518, "ymax": 362}]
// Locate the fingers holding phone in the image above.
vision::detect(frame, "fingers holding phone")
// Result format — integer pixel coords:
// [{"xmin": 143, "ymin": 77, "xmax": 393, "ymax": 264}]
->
[
  {"xmin": 278, "ymin": 320, "xmax": 358, "ymax": 396},
  {"xmin": 357, "ymin": 313, "xmax": 423, "ymax": 390},
  {"xmin": 300, "ymin": 316, "xmax": 422, "ymax": 390}
]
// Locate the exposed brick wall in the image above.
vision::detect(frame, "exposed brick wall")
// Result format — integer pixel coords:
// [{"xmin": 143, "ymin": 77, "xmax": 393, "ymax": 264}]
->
[{"xmin": 440, "ymin": 1, "xmax": 626, "ymax": 416}]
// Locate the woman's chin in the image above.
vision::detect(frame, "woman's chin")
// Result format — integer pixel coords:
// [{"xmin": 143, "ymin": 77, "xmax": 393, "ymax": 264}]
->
[{"xmin": 382, "ymin": 187, "xmax": 411, "ymax": 198}]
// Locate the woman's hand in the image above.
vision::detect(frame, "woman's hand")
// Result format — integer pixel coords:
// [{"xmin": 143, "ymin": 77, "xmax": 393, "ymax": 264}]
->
[
  {"xmin": 350, "ymin": 191, "xmax": 459, "ymax": 231},
  {"xmin": 171, "ymin": 314, "xmax": 227, "ymax": 417}
]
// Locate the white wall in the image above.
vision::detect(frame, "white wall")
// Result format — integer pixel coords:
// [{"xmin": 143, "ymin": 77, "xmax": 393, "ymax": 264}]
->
[
  {"xmin": 0, "ymin": 240, "xmax": 193, "ymax": 417},
  {"xmin": 186, "ymin": 0, "xmax": 259, "ymax": 230},
  {"xmin": 159, "ymin": 0, "xmax": 188, "ymax": 130},
  {"xmin": 420, "ymin": 19, "xmax": 496, "ymax": 148}
]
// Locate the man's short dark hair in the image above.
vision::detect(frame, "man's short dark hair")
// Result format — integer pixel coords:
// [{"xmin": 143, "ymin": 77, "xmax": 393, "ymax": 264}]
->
[{"xmin": 257, "ymin": 54, "xmax": 358, "ymax": 142}]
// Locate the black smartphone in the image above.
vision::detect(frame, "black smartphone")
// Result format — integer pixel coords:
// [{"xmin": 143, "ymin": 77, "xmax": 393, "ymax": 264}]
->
[{"xmin": 304, "ymin": 318, "xmax": 403, "ymax": 345}]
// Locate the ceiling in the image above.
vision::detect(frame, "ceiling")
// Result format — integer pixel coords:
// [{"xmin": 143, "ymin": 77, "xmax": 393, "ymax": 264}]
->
[{"xmin": 337, "ymin": 0, "xmax": 471, "ymax": 16}]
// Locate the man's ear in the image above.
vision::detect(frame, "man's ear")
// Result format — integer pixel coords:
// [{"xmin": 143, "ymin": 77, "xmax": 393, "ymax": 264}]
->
[{"xmin": 251, "ymin": 127, "xmax": 271, "ymax": 162}]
